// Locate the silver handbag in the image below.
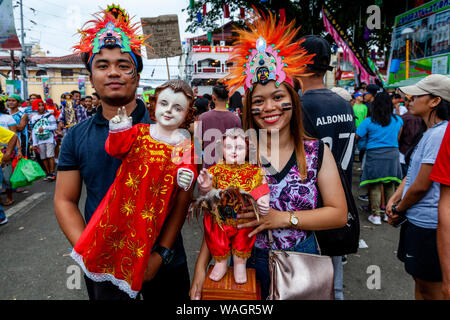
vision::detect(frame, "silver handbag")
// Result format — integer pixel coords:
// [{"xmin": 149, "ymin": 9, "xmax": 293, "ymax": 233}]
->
[{"xmin": 267, "ymin": 230, "xmax": 335, "ymax": 300}]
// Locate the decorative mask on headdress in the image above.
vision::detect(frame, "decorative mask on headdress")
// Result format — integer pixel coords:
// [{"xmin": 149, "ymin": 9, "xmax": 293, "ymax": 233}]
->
[
  {"xmin": 73, "ymin": 4, "xmax": 149, "ymax": 69},
  {"xmin": 223, "ymin": 9, "xmax": 314, "ymax": 95}
]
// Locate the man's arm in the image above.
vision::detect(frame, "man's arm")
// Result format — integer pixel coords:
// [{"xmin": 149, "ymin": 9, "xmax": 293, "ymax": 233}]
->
[
  {"xmin": 437, "ymin": 184, "xmax": 450, "ymax": 299},
  {"xmin": 54, "ymin": 170, "xmax": 85, "ymax": 247},
  {"xmin": 143, "ymin": 187, "xmax": 194, "ymax": 281}
]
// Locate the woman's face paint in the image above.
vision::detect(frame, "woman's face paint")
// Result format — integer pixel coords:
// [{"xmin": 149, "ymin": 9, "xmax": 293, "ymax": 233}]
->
[
  {"xmin": 281, "ymin": 102, "xmax": 292, "ymax": 112},
  {"xmin": 251, "ymin": 107, "xmax": 262, "ymax": 116}
]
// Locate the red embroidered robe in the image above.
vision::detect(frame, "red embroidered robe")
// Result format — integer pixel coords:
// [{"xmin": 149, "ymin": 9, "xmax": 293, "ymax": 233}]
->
[{"xmin": 71, "ymin": 124, "xmax": 196, "ymax": 298}]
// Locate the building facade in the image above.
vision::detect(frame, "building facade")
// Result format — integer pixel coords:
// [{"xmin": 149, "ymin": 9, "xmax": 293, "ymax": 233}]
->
[{"xmin": 0, "ymin": 54, "xmax": 95, "ymax": 102}]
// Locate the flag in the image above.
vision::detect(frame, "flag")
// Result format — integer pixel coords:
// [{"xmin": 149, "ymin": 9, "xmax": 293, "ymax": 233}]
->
[
  {"xmin": 189, "ymin": 0, "xmax": 195, "ymax": 9},
  {"xmin": 203, "ymin": 4, "xmax": 207, "ymax": 16},
  {"xmin": 207, "ymin": 31, "xmax": 212, "ymax": 42},
  {"xmin": 197, "ymin": 12, "xmax": 202, "ymax": 23},
  {"xmin": 224, "ymin": 4, "xmax": 230, "ymax": 18},
  {"xmin": 240, "ymin": 8, "xmax": 245, "ymax": 19},
  {"xmin": 322, "ymin": 7, "xmax": 376, "ymax": 84}
]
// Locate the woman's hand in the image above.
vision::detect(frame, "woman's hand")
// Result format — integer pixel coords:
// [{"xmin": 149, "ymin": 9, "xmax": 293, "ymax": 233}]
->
[
  {"xmin": 197, "ymin": 169, "xmax": 212, "ymax": 193},
  {"xmin": 237, "ymin": 208, "xmax": 289, "ymax": 238},
  {"xmin": 189, "ymin": 267, "xmax": 207, "ymax": 300}
]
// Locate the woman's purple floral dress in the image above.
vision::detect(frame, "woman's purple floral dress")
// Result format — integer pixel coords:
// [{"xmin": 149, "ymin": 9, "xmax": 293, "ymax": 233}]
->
[{"xmin": 255, "ymin": 139, "xmax": 322, "ymax": 250}]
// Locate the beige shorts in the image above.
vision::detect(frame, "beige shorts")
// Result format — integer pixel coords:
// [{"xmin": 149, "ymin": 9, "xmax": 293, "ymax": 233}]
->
[{"xmin": 38, "ymin": 142, "xmax": 55, "ymax": 160}]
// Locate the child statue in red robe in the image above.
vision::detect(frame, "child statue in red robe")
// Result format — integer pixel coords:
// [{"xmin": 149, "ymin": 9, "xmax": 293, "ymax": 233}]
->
[
  {"xmin": 71, "ymin": 80, "xmax": 197, "ymax": 298},
  {"xmin": 192, "ymin": 128, "xmax": 270, "ymax": 284}
]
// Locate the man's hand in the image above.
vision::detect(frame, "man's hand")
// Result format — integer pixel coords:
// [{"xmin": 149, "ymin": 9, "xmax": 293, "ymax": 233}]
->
[
  {"xmin": 197, "ymin": 169, "xmax": 212, "ymax": 194},
  {"xmin": 143, "ymin": 251, "xmax": 163, "ymax": 282},
  {"xmin": 177, "ymin": 168, "xmax": 194, "ymax": 191}
]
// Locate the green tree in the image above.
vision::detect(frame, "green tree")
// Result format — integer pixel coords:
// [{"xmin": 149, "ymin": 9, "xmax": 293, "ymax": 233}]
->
[{"xmin": 184, "ymin": 0, "xmax": 419, "ymax": 61}]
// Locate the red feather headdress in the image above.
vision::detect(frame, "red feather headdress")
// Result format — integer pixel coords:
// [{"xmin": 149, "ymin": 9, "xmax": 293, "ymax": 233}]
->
[
  {"xmin": 223, "ymin": 9, "xmax": 314, "ymax": 95},
  {"xmin": 73, "ymin": 4, "xmax": 149, "ymax": 65}
]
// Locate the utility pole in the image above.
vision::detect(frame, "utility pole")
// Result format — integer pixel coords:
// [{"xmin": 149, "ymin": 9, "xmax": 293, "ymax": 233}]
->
[
  {"xmin": 19, "ymin": 0, "xmax": 28, "ymax": 100},
  {"xmin": 10, "ymin": 50, "xmax": 15, "ymax": 80}
]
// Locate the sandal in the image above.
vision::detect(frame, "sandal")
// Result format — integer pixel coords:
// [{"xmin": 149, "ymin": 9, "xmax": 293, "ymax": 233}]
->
[{"xmin": 3, "ymin": 199, "xmax": 15, "ymax": 206}]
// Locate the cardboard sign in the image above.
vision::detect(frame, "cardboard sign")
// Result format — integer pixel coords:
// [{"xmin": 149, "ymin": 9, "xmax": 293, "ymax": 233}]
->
[{"xmin": 141, "ymin": 15, "xmax": 182, "ymax": 59}]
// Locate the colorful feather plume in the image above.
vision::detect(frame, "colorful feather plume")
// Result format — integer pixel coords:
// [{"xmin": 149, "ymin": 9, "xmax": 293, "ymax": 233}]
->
[{"xmin": 223, "ymin": 8, "xmax": 314, "ymax": 95}]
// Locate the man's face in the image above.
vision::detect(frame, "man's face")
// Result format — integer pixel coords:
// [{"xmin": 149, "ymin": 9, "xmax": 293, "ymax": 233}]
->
[
  {"xmin": 155, "ymin": 87, "xmax": 188, "ymax": 131},
  {"xmin": 364, "ymin": 93, "xmax": 373, "ymax": 102},
  {"xmin": 38, "ymin": 102, "xmax": 46, "ymax": 114},
  {"xmin": 30, "ymin": 95, "xmax": 37, "ymax": 104},
  {"xmin": 72, "ymin": 92, "xmax": 81, "ymax": 104},
  {"xmin": 92, "ymin": 95, "xmax": 100, "ymax": 106},
  {"xmin": 84, "ymin": 98, "xmax": 93, "ymax": 108},
  {"xmin": 356, "ymin": 95, "xmax": 364, "ymax": 104},
  {"xmin": 90, "ymin": 47, "xmax": 140, "ymax": 107}
]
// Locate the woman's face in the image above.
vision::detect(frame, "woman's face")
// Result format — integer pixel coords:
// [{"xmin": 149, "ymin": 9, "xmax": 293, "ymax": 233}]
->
[
  {"xmin": 250, "ymin": 81, "xmax": 293, "ymax": 132},
  {"xmin": 6, "ymin": 98, "xmax": 18, "ymax": 109},
  {"xmin": 408, "ymin": 94, "xmax": 440, "ymax": 117},
  {"xmin": 155, "ymin": 87, "xmax": 189, "ymax": 131}
]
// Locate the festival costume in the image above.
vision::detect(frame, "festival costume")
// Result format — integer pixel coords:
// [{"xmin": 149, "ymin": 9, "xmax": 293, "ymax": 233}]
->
[
  {"xmin": 223, "ymin": 8, "xmax": 313, "ymax": 95},
  {"xmin": 203, "ymin": 162, "xmax": 269, "ymax": 261},
  {"xmin": 72, "ymin": 123, "xmax": 196, "ymax": 298},
  {"xmin": 70, "ymin": 5, "xmax": 195, "ymax": 299}
]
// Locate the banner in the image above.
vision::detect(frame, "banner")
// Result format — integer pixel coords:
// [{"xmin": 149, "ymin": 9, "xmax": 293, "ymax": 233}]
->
[
  {"xmin": 78, "ymin": 76, "xmax": 86, "ymax": 97},
  {"xmin": 42, "ymin": 77, "xmax": 50, "ymax": 100},
  {"xmin": 0, "ymin": 0, "xmax": 22, "ymax": 50},
  {"xmin": 322, "ymin": 7, "xmax": 376, "ymax": 84},
  {"xmin": 5, "ymin": 79, "xmax": 21, "ymax": 96},
  {"xmin": 387, "ymin": 0, "xmax": 449, "ymax": 85}
]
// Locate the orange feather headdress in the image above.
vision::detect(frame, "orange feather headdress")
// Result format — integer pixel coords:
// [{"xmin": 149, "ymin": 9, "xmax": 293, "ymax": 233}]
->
[
  {"xmin": 223, "ymin": 9, "xmax": 314, "ymax": 95},
  {"xmin": 73, "ymin": 4, "xmax": 149, "ymax": 67}
]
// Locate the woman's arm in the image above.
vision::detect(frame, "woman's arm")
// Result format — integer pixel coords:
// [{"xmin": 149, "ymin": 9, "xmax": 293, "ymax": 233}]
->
[
  {"xmin": 16, "ymin": 114, "xmax": 28, "ymax": 132},
  {"xmin": 238, "ymin": 144, "xmax": 347, "ymax": 237},
  {"xmin": 395, "ymin": 163, "xmax": 433, "ymax": 213},
  {"xmin": 189, "ymin": 237, "xmax": 212, "ymax": 300}
]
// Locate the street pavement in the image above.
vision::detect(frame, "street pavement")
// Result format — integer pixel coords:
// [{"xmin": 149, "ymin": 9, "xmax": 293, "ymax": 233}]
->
[{"xmin": 0, "ymin": 162, "xmax": 414, "ymax": 300}]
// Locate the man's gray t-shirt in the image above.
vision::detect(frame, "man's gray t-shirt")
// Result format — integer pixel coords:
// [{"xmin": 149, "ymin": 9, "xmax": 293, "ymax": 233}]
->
[
  {"xmin": 198, "ymin": 109, "xmax": 242, "ymax": 168},
  {"xmin": 404, "ymin": 120, "xmax": 448, "ymax": 229}
]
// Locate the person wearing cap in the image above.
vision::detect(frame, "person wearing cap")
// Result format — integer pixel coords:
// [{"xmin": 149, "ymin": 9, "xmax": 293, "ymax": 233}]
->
[
  {"xmin": 363, "ymin": 84, "xmax": 381, "ymax": 114},
  {"xmin": 54, "ymin": 5, "xmax": 191, "ymax": 301},
  {"xmin": 298, "ymin": 35, "xmax": 356, "ymax": 301},
  {"xmin": 352, "ymin": 92, "xmax": 368, "ymax": 128},
  {"xmin": 330, "ymin": 87, "xmax": 352, "ymax": 103},
  {"xmin": 386, "ymin": 74, "xmax": 450, "ymax": 300}
]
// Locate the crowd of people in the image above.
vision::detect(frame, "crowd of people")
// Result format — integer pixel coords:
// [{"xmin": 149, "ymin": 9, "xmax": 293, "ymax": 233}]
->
[
  {"xmin": 1, "ymin": 4, "xmax": 449, "ymax": 302},
  {"xmin": 0, "ymin": 89, "xmax": 101, "ymax": 223}
]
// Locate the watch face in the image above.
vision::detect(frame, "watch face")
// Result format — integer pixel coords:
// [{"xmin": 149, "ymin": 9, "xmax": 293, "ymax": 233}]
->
[{"xmin": 291, "ymin": 215, "xmax": 299, "ymax": 225}]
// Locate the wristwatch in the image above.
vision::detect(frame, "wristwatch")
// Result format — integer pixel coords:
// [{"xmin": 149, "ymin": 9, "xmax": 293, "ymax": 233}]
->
[
  {"xmin": 289, "ymin": 212, "xmax": 299, "ymax": 227},
  {"xmin": 391, "ymin": 203, "xmax": 405, "ymax": 216},
  {"xmin": 152, "ymin": 244, "xmax": 175, "ymax": 265}
]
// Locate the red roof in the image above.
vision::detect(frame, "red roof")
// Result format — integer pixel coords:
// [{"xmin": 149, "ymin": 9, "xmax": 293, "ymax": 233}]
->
[{"xmin": 0, "ymin": 53, "xmax": 83, "ymax": 67}]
